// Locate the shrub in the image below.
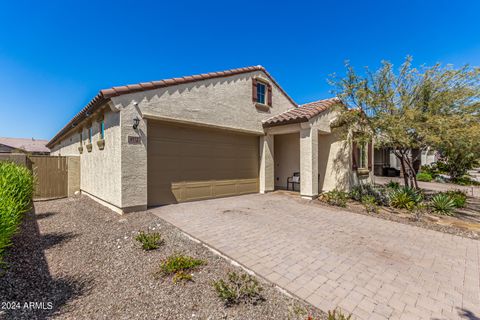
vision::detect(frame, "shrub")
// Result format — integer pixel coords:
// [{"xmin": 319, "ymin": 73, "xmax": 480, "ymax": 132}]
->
[
  {"xmin": 416, "ymin": 172, "xmax": 433, "ymax": 182},
  {"xmin": 327, "ymin": 309, "xmax": 352, "ymax": 320},
  {"xmin": 213, "ymin": 272, "xmax": 263, "ymax": 306},
  {"xmin": 443, "ymin": 190, "xmax": 467, "ymax": 208},
  {"xmin": 319, "ymin": 189, "xmax": 348, "ymax": 207},
  {"xmin": 452, "ymin": 175, "xmax": 480, "ymax": 186},
  {"xmin": 0, "ymin": 162, "xmax": 35, "ymax": 268},
  {"xmin": 430, "ymin": 194, "xmax": 456, "ymax": 215},
  {"xmin": 135, "ymin": 231, "xmax": 164, "ymax": 251},
  {"xmin": 158, "ymin": 253, "xmax": 205, "ymax": 276},
  {"xmin": 386, "ymin": 180, "xmax": 400, "ymax": 189},
  {"xmin": 350, "ymin": 184, "xmax": 389, "ymax": 206},
  {"xmin": 172, "ymin": 271, "xmax": 193, "ymax": 284},
  {"xmin": 361, "ymin": 195, "xmax": 378, "ymax": 214},
  {"xmin": 389, "ymin": 187, "xmax": 423, "ymax": 210}
]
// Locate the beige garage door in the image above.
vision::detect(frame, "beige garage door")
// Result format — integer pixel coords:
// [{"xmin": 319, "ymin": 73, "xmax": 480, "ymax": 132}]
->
[{"xmin": 147, "ymin": 122, "xmax": 259, "ymax": 206}]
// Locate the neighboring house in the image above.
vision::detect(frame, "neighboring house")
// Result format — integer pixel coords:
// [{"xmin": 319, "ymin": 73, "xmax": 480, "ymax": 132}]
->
[
  {"xmin": 374, "ymin": 147, "xmax": 438, "ymax": 176},
  {"xmin": 0, "ymin": 137, "xmax": 50, "ymax": 155},
  {"xmin": 48, "ymin": 66, "xmax": 372, "ymax": 213}
]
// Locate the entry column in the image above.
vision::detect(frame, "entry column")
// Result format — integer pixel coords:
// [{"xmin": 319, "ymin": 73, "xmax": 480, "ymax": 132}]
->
[
  {"xmin": 300, "ymin": 127, "xmax": 318, "ymax": 198},
  {"xmin": 259, "ymin": 134, "xmax": 274, "ymax": 193}
]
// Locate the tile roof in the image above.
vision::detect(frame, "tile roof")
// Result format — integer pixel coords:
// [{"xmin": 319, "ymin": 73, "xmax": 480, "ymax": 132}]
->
[
  {"xmin": 262, "ymin": 97, "xmax": 342, "ymax": 128},
  {"xmin": 0, "ymin": 137, "xmax": 50, "ymax": 153},
  {"xmin": 47, "ymin": 65, "xmax": 296, "ymax": 148}
]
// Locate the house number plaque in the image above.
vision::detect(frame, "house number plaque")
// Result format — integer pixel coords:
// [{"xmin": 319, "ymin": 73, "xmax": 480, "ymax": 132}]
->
[{"xmin": 128, "ymin": 136, "xmax": 141, "ymax": 145}]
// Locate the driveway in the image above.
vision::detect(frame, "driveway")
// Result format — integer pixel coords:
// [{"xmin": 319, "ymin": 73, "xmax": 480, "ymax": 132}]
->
[{"xmin": 152, "ymin": 193, "xmax": 480, "ymax": 320}]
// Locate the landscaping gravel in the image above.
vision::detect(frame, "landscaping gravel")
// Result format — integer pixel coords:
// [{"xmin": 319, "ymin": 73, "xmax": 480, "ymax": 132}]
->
[
  {"xmin": 315, "ymin": 199, "xmax": 480, "ymax": 240},
  {"xmin": 0, "ymin": 195, "xmax": 324, "ymax": 320}
]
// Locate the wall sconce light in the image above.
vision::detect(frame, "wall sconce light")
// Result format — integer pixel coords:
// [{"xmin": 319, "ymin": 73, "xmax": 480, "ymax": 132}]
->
[{"xmin": 133, "ymin": 117, "xmax": 140, "ymax": 130}]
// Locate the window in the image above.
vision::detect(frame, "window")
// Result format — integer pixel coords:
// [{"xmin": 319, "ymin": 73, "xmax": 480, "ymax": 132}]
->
[
  {"xmin": 257, "ymin": 82, "xmax": 266, "ymax": 104},
  {"xmin": 88, "ymin": 127, "xmax": 92, "ymax": 143},
  {"xmin": 99, "ymin": 120, "xmax": 105, "ymax": 140},
  {"xmin": 358, "ymin": 142, "xmax": 368, "ymax": 169},
  {"xmin": 79, "ymin": 132, "xmax": 83, "ymax": 145}
]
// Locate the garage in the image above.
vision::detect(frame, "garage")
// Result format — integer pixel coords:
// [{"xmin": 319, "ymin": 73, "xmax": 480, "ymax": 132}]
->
[{"xmin": 147, "ymin": 121, "xmax": 260, "ymax": 206}]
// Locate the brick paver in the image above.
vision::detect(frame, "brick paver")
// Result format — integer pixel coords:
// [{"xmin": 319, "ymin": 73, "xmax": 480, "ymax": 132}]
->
[{"xmin": 151, "ymin": 193, "xmax": 480, "ymax": 319}]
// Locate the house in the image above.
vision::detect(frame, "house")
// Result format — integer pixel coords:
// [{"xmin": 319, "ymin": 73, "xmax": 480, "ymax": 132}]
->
[
  {"xmin": 0, "ymin": 137, "xmax": 50, "ymax": 155},
  {"xmin": 374, "ymin": 147, "xmax": 438, "ymax": 177},
  {"xmin": 47, "ymin": 66, "xmax": 372, "ymax": 213}
]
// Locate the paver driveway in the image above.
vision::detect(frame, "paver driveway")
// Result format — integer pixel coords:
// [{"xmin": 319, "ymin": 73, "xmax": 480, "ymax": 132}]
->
[{"xmin": 151, "ymin": 193, "xmax": 480, "ymax": 320}]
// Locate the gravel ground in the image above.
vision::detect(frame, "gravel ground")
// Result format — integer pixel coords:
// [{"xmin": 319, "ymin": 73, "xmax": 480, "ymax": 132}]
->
[
  {"xmin": 315, "ymin": 199, "xmax": 480, "ymax": 240},
  {"xmin": 0, "ymin": 196, "xmax": 325, "ymax": 320}
]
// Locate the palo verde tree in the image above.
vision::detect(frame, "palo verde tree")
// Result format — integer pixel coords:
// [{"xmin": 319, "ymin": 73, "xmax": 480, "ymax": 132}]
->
[{"xmin": 329, "ymin": 56, "xmax": 480, "ymax": 188}]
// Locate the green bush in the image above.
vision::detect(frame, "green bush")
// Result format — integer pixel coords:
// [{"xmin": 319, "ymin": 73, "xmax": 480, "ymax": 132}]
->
[
  {"xmin": 386, "ymin": 180, "xmax": 400, "ymax": 189},
  {"xmin": 389, "ymin": 187, "xmax": 423, "ymax": 210},
  {"xmin": 213, "ymin": 272, "xmax": 263, "ymax": 306},
  {"xmin": 350, "ymin": 184, "xmax": 389, "ymax": 206},
  {"xmin": 361, "ymin": 195, "xmax": 379, "ymax": 214},
  {"xmin": 430, "ymin": 194, "xmax": 456, "ymax": 215},
  {"xmin": 443, "ymin": 190, "xmax": 467, "ymax": 208},
  {"xmin": 0, "ymin": 162, "xmax": 35, "ymax": 268},
  {"xmin": 158, "ymin": 253, "xmax": 205, "ymax": 275},
  {"xmin": 135, "ymin": 231, "xmax": 164, "ymax": 251},
  {"xmin": 319, "ymin": 189, "xmax": 348, "ymax": 207},
  {"xmin": 416, "ymin": 172, "xmax": 433, "ymax": 182},
  {"xmin": 452, "ymin": 175, "xmax": 480, "ymax": 186}
]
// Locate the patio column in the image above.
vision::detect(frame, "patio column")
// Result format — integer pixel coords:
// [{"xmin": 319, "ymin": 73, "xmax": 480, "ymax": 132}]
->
[
  {"xmin": 259, "ymin": 134, "xmax": 274, "ymax": 193},
  {"xmin": 300, "ymin": 127, "xmax": 318, "ymax": 199}
]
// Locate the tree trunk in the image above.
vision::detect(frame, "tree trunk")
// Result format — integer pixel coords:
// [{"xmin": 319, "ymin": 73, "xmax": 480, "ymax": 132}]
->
[{"xmin": 397, "ymin": 153, "xmax": 410, "ymax": 188}]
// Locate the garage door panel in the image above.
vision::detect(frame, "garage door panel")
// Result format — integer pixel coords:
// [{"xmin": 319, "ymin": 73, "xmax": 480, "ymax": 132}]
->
[{"xmin": 148, "ymin": 122, "xmax": 259, "ymax": 206}]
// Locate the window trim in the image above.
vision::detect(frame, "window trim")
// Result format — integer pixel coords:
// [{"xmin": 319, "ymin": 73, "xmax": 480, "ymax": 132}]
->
[{"xmin": 256, "ymin": 82, "xmax": 266, "ymax": 105}]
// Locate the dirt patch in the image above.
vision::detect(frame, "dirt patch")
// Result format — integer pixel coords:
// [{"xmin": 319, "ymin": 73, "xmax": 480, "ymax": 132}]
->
[{"xmin": 0, "ymin": 196, "xmax": 325, "ymax": 320}]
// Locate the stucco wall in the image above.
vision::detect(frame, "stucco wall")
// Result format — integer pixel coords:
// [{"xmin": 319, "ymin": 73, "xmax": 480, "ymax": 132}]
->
[
  {"xmin": 318, "ymin": 129, "xmax": 351, "ymax": 192},
  {"xmin": 111, "ymin": 71, "xmax": 296, "ymax": 134},
  {"xmin": 50, "ymin": 109, "xmax": 122, "ymax": 207},
  {"xmin": 274, "ymin": 133, "xmax": 300, "ymax": 190}
]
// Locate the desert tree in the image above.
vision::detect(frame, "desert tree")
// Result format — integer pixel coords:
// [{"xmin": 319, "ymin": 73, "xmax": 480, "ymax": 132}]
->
[{"xmin": 329, "ymin": 56, "xmax": 480, "ymax": 188}]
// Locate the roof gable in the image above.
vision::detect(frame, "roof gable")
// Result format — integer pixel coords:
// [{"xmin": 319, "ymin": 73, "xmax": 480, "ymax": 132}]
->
[
  {"xmin": 263, "ymin": 97, "xmax": 342, "ymax": 128},
  {"xmin": 47, "ymin": 65, "xmax": 296, "ymax": 148}
]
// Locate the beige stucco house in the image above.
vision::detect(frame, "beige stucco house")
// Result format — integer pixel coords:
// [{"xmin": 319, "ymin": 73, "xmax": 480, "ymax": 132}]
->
[{"xmin": 48, "ymin": 66, "xmax": 372, "ymax": 213}]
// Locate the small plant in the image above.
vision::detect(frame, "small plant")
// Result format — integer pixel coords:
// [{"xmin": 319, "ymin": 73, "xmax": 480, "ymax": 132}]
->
[
  {"xmin": 172, "ymin": 270, "xmax": 193, "ymax": 284},
  {"xmin": 430, "ymin": 194, "xmax": 456, "ymax": 215},
  {"xmin": 320, "ymin": 189, "xmax": 348, "ymax": 207},
  {"xmin": 389, "ymin": 186, "xmax": 423, "ymax": 210},
  {"xmin": 135, "ymin": 231, "xmax": 164, "ymax": 250},
  {"xmin": 416, "ymin": 172, "xmax": 433, "ymax": 182},
  {"xmin": 327, "ymin": 308, "xmax": 352, "ymax": 320},
  {"xmin": 213, "ymin": 272, "xmax": 263, "ymax": 306},
  {"xmin": 386, "ymin": 180, "xmax": 400, "ymax": 189},
  {"xmin": 443, "ymin": 190, "xmax": 467, "ymax": 208},
  {"xmin": 361, "ymin": 195, "xmax": 378, "ymax": 213},
  {"xmin": 159, "ymin": 253, "xmax": 206, "ymax": 275}
]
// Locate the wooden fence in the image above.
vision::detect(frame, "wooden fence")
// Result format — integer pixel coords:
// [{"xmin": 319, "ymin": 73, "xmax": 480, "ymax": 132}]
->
[{"xmin": 30, "ymin": 156, "xmax": 68, "ymax": 199}]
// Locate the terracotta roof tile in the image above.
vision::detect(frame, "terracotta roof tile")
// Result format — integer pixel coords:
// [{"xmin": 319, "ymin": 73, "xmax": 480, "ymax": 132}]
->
[
  {"xmin": 47, "ymin": 65, "xmax": 296, "ymax": 148},
  {"xmin": 263, "ymin": 97, "xmax": 342, "ymax": 128}
]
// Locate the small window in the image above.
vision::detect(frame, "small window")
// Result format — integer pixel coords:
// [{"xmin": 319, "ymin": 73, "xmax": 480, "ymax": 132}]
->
[
  {"xmin": 79, "ymin": 132, "xmax": 83, "ymax": 145},
  {"xmin": 99, "ymin": 120, "xmax": 105, "ymax": 140},
  {"xmin": 358, "ymin": 142, "xmax": 368, "ymax": 169},
  {"xmin": 257, "ymin": 82, "xmax": 266, "ymax": 104},
  {"xmin": 88, "ymin": 127, "xmax": 92, "ymax": 143}
]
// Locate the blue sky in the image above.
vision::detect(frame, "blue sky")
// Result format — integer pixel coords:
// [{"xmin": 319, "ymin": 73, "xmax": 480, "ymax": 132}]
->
[{"xmin": 0, "ymin": 0, "xmax": 479, "ymax": 140}]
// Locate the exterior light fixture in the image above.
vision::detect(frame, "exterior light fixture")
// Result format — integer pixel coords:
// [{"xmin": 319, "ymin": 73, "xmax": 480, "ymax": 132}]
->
[{"xmin": 133, "ymin": 117, "xmax": 140, "ymax": 130}]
